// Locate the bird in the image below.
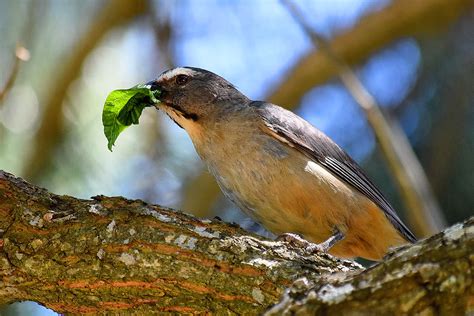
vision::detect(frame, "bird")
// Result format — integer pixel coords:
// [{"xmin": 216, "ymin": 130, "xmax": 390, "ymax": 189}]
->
[{"xmin": 147, "ymin": 66, "xmax": 417, "ymax": 261}]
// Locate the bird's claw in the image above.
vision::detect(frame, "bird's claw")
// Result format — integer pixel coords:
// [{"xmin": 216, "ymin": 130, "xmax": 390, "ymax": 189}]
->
[
  {"xmin": 276, "ymin": 233, "xmax": 326, "ymax": 254},
  {"xmin": 44, "ymin": 210, "xmax": 76, "ymax": 223}
]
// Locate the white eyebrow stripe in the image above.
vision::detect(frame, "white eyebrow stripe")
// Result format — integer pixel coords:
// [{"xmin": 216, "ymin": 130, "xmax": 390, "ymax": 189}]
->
[{"xmin": 159, "ymin": 68, "xmax": 196, "ymax": 81}]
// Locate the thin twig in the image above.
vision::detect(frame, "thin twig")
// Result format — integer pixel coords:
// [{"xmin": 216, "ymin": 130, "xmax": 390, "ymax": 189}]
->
[
  {"xmin": 281, "ymin": 0, "xmax": 446, "ymax": 237},
  {"xmin": 0, "ymin": 46, "xmax": 30, "ymax": 104}
]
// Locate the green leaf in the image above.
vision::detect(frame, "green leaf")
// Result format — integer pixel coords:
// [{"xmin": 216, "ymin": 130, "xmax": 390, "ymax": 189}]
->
[{"xmin": 102, "ymin": 85, "xmax": 160, "ymax": 151}]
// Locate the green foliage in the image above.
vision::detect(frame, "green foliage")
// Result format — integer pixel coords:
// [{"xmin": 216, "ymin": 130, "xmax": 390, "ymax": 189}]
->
[{"xmin": 102, "ymin": 85, "xmax": 160, "ymax": 151}]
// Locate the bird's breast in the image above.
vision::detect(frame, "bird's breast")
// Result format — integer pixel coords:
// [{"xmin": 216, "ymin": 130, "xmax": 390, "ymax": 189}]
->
[{"xmin": 190, "ymin": 121, "xmax": 333, "ymax": 230}]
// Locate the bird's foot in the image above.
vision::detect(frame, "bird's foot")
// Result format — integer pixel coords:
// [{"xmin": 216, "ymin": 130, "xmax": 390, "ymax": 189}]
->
[
  {"xmin": 276, "ymin": 233, "xmax": 326, "ymax": 254},
  {"xmin": 277, "ymin": 229, "xmax": 345, "ymax": 255},
  {"xmin": 44, "ymin": 210, "xmax": 76, "ymax": 223}
]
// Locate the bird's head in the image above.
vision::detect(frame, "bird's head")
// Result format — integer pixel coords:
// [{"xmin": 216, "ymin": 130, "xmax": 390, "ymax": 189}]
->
[{"xmin": 148, "ymin": 67, "xmax": 249, "ymax": 130}]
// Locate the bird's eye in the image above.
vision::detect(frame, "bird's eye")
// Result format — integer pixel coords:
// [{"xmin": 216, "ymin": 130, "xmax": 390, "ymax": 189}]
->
[{"xmin": 175, "ymin": 74, "xmax": 189, "ymax": 86}]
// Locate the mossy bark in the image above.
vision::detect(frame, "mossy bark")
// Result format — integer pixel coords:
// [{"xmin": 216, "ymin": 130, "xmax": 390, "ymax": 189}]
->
[{"xmin": 0, "ymin": 170, "xmax": 472, "ymax": 315}]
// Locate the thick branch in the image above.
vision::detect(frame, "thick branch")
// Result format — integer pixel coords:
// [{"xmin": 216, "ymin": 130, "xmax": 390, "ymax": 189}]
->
[
  {"xmin": 0, "ymin": 170, "xmax": 472, "ymax": 315},
  {"xmin": 266, "ymin": 218, "xmax": 474, "ymax": 315},
  {"xmin": 0, "ymin": 170, "xmax": 360, "ymax": 314}
]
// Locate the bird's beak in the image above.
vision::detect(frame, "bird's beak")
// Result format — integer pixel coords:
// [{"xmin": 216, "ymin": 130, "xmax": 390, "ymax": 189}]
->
[
  {"xmin": 146, "ymin": 80, "xmax": 165, "ymax": 109},
  {"xmin": 146, "ymin": 80, "xmax": 162, "ymax": 93}
]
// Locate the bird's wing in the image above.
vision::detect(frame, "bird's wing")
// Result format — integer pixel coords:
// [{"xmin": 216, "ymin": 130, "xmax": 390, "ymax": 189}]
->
[{"xmin": 252, "ymin": 101, "xmax": 417, "ymax": 243}]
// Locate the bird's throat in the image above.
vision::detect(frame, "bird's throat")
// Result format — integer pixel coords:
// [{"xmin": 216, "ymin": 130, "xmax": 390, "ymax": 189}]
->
[
  {"xmin": 162, "ymin": 103, "xmax": 198, "ymax": 122},
  {"xmin": 158, "ymin": 103, "xmax": 200, "ymax": 133}
]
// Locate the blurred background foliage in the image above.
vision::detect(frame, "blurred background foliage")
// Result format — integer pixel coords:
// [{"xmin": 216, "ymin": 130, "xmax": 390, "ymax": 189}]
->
[{"xmin": 0, "ymin": 0, "xmax": 473, "ymax": 314}]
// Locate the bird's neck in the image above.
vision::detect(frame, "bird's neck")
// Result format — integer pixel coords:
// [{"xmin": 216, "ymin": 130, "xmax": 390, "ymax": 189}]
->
[{"xmin": 187, "ymin": 103, "xmax": 256, "ymax": 161}]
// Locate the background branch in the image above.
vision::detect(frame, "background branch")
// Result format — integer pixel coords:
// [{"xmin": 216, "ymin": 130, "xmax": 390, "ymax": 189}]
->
[
  {"xmin": 22, "ymin": 0, "xmax": 148, "ymax": 183},
  {"xmin": 0, "ymin": 46, "xmax": 30, "ymax": 105},
  {"xmin": 268, "ymin": 0, "xmax": 473, "ymax": 105}
]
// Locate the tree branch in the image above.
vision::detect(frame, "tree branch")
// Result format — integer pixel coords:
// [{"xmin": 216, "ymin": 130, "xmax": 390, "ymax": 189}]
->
[
  {"xmin": 0, "ymin": 170, "xmax": 472, "ymax": 314},
  {"xmin": 268, "ymin": 0, "xmax": 473, "ymax": 106},
  {"xmin": 0, "ymin": 46, "xmax": 30, "ymax": 105},
  {"xmin": 266, "ymin": 217, "xmax": 474, "ymax": 315},
  {"xmin": 0, "ymin": 170, "xmax": 360, "ymax": 314}
]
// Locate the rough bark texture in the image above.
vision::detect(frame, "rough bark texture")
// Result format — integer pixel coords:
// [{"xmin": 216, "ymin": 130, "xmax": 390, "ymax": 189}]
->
[
  {"xmin": 266, "ymin": 219, "xmax": 474, "ymax": 315},
  {"xmin": 0, "ymin": 170, "xmax": 472, "ymax": 315}
]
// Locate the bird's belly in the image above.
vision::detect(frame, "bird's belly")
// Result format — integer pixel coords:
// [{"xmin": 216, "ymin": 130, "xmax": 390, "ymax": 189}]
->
[
  {"xmin": 201, "ymin": 133, "xmax": 404, "ymax": 260},
  {"xmin": 205, "ymin": 136, "xmax": 352, "ymax": 234}
]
